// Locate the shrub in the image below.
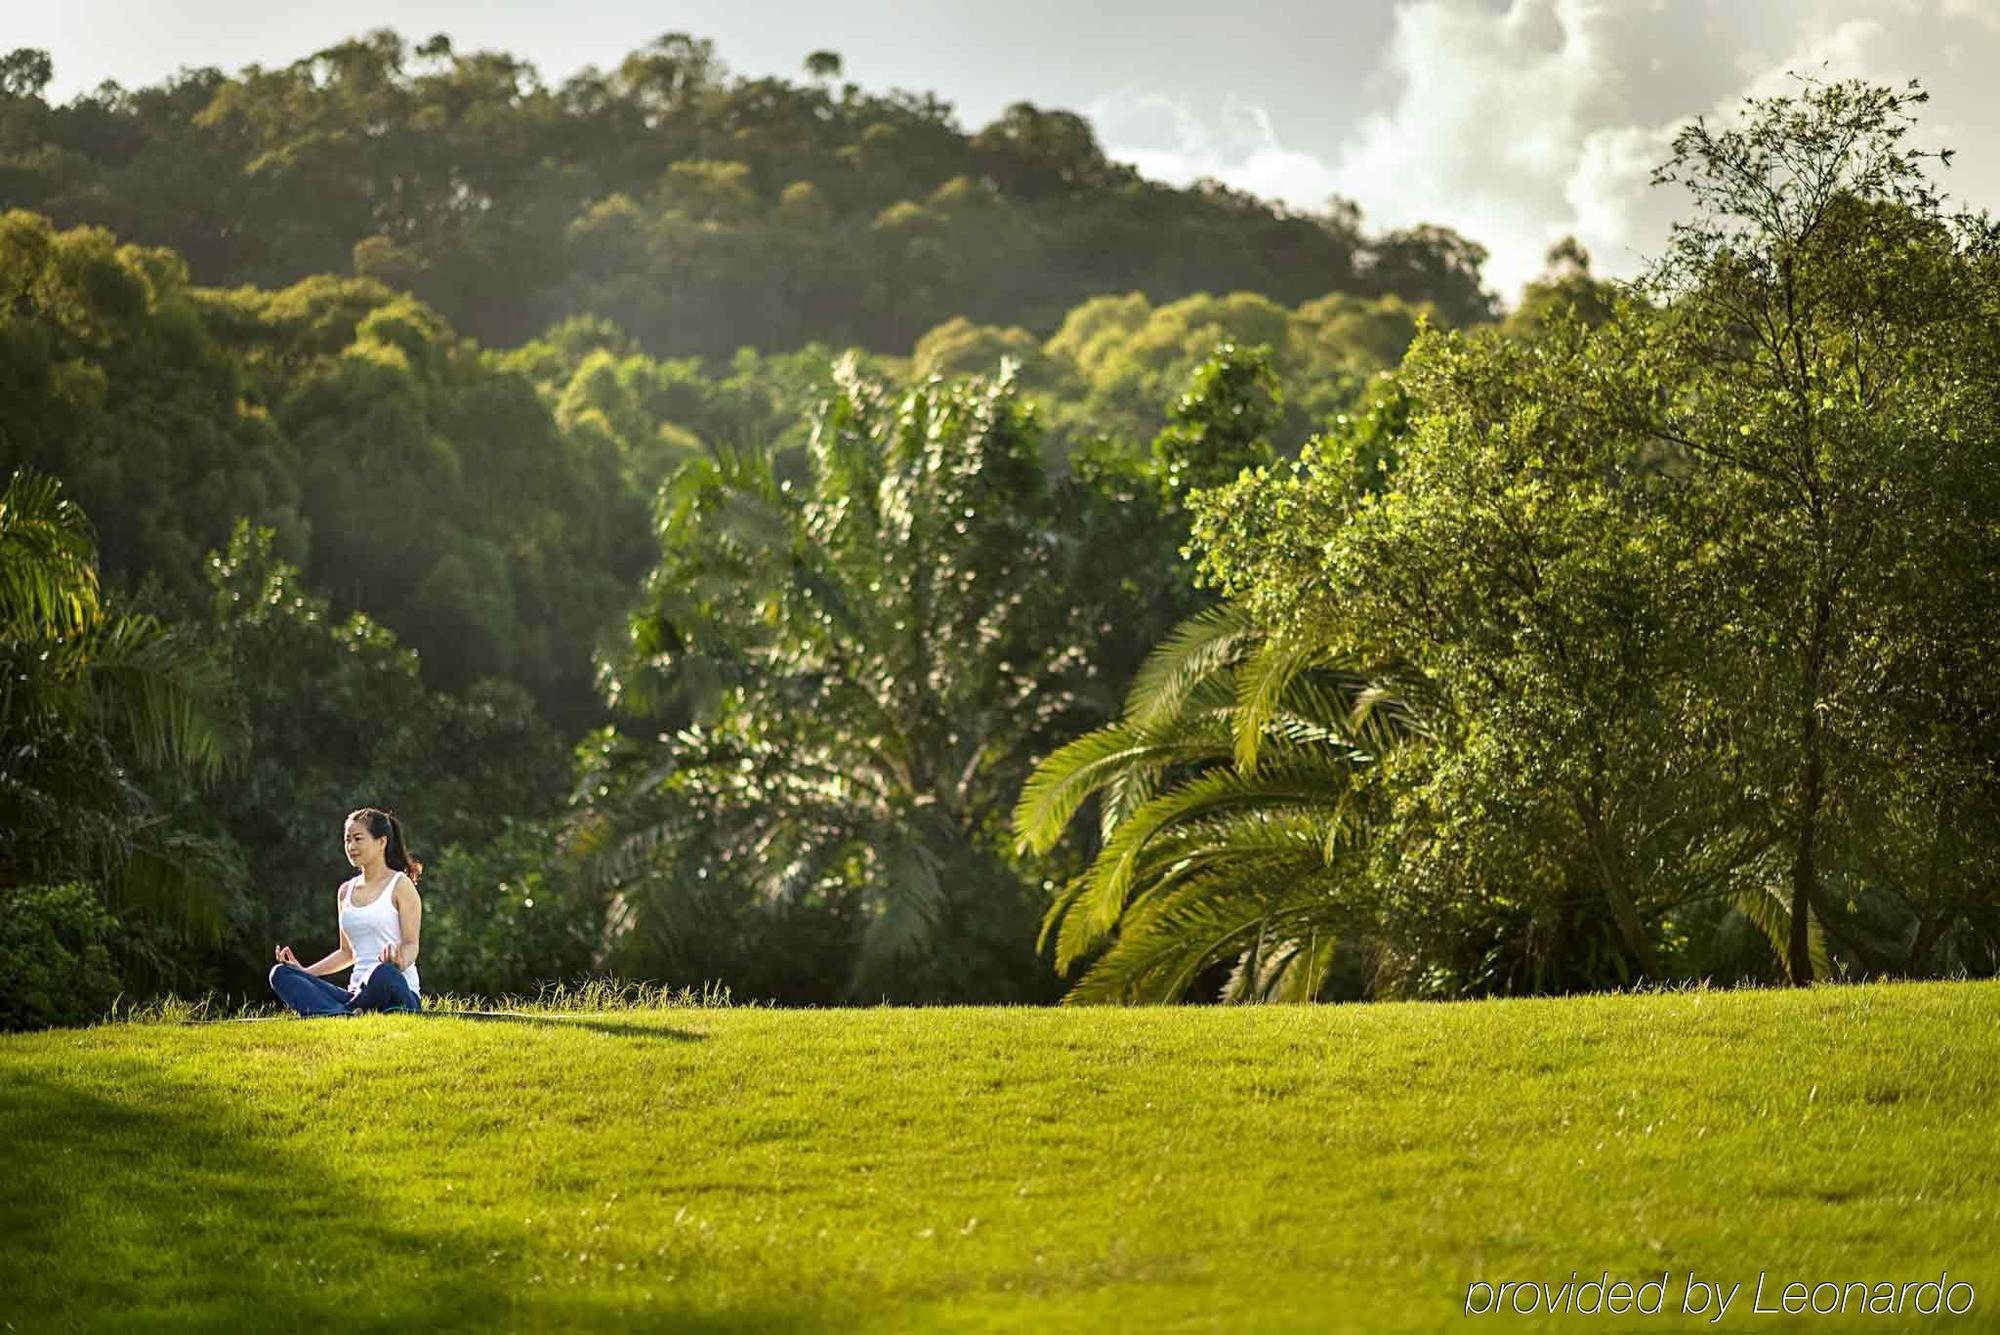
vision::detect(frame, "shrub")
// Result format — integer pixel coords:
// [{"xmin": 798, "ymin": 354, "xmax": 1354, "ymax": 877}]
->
[{"xmin": 0, "ymin": 883, "xmax": 124, "ymax": 1031}]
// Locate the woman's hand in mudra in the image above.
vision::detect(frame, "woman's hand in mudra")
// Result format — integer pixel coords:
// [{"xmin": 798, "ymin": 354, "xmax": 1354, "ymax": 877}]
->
[
  {"xmin": 274, "ymin": 945, "xmax": 300, "ymax": 967},
  {"xmin": 379, "ymin": 944, "xmax": 399, "ymax": 965}
]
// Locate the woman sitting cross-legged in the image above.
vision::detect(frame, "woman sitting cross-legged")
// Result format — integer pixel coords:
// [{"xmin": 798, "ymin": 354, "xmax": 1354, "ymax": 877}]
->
[{"xmin": 269, "ymin": 806, "xmax": 426, "ymax": 1017}]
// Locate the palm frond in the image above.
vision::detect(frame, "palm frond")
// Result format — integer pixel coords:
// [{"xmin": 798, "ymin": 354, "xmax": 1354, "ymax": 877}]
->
[
  {"xmin": 1231, "ymin": 631, "xmax": 1324, "ymax": 775},
  {"xmin": 1101, "ymin": 762, "xmax": 1161, "ymax": 846},
  {"xmin": 1115, "ymin": 807, "xmax": 1361, "ymax": 892},
  {"xmin": 1036, "ymin": 871, "xmax": 1094, "ymax": 956},
  {"xmin": 851, "ymin": 829, "xmax": 948, "ymax": 993},
  {"xmin": 1065, "ymin": 764, "xmax": 1363, "ymax": 970},
  {"xmin": 1349, "ymin": 680, "xmax": 1429, "ymax": 749},
  {"xmin": 1011, "ymin": 720, "xmax": 1232, "ymax": 857},
  {"xmin": 1065, "ymin": 868, "xmax": 1300, "ymax": 1004},
  {"xmin": 577, "ymin": 804, "xmax": 713, "ymax": 892},
  {"xmin": 85, "ymin": 613, "xmax": 237, "ymax": 780},
  {"xmin": 0, "ymin": 468, "xmax": 101, "ymax": 641},
  {"xmin": 1266, "ymin": 930, "xmax": 1344, "ymax": 1002},
  {"xmin": 105, "ymin": 821, "xmax": 238, "ymax": 944},
  {"xmin": 1122, "ymin": 602, "xmax": 1259, "ymax": 731}
]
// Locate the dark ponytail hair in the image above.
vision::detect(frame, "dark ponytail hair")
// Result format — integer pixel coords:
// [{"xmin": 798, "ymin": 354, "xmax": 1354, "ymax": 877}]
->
[{"xmin": 350, "ymin": 806, "xmax": 424, "ymax": 884}]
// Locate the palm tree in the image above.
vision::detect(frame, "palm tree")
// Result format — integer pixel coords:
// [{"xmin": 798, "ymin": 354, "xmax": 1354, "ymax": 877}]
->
[
  {"xmin": 575, "ymin": 360, "xmax": 1179, "ymax": 1000},
  {"xmin": 0, "ymin": 468, "xmax": 239, "ymax": 940},
  {"xmin": 1013, "ymin": 602, "xmax": 1423, "ymax": 1002}
]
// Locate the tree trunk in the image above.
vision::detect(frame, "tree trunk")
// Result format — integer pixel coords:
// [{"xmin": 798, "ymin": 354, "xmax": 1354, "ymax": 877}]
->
[
  {"xmin": 1788, "ymin": 590, "xmax": 1832, "ymax": 986},
  {"xmin": 1787, "ymin": 786, "xmax": 1819, "ymax": 985}
]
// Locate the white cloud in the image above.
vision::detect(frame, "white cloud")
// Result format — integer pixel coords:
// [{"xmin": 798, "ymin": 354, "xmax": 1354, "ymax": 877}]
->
[
  {"xmin": 1086, "ymin": 90, "xmax": 1347, "ymax": 212},
  {"xmin": 1093, "ymin": 0, "xmax": 2000, "ymax": 308}
]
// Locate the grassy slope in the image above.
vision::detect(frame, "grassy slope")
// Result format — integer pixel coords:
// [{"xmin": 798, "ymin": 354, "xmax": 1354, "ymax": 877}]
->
[{"xmin": 2, "ymin": 980, "xmax": 1997, "ymax": 1333}]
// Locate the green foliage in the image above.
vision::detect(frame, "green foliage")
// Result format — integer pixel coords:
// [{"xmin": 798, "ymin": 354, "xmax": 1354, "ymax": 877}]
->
[
  {"xmin": 0, "ymin": 466, "xmax": 98, "ymax": 640},
  {"xmin": 910, "ymin": 317, "xmax": 1052, "ymax": 389},
  {"xmin": 0, "ymin": 468, "xmax": 241, "ymax": 956},
  {"xmin": 496, "ymin": 318, "xmax": 881, "ymax": 494},
  {"xmin": 1014, "ymin": 602, "xmax": 1420, "ymax": 1002},
  {"xmin": 575, "ymin": 361, "xmax": 1195, "ymax": 1002},
  {"xmin": 1149, "ymin": 342, "xmax": 1281, "ymax": 502},
  {"xmin": 501, "ymin": 288, "xmax": 1429, "ymax": 497},
  {"xmin": 14, "ymin": 41, "xmax": 1991, "ymax": 1013},
  {"xmin": 1040, "ymin": 289, "xmax": 1426, "ymax": 454},
  {"xmin": 1186, "ymin": 76, "xmax": 2000, "ymax": 994},
  {"xmin": 0, "ymin": 31, "xmax": 1498, "ymax": 358},
  {"xmin": 0, "ymin": 883, "xmax": 122, "ymax": 1031},
  {"xmin": 0, "ymin": 213, "xmax": 651, "ymax": 729},
  {"xmin": 0, "ymin": 48, "xmax": 53, "ymax": 99},
  {"xmin": 1635, "ymin": 75, "xmax": 2000, "ymax": 982},
  {"xmin": 196, "ymin": 275, "xmax": 648, "ymax": 725},
  {"xmin": 419, "ymin": 818, "xmax": 609, "ymax": 998},
  {"xmin": 1190, "ymin": 313, "xmax": 1875, "ymax": 995},
  {"xmin": 0, "ymin": 210, "xmax": 306, "ymax": 607},
  {"xmin": 1501, "ymin": 236, "xmax": 1623, "ymax": 337},
  {"xmin": 1360, "ymin": 222, "xmax": 1498, "ymax": 328}
]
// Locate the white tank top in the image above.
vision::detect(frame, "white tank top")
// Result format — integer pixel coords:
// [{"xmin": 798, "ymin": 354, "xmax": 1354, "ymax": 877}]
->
[{"xmin": 341, "ymin": 871, "xmax": 421, "ymax": 997}]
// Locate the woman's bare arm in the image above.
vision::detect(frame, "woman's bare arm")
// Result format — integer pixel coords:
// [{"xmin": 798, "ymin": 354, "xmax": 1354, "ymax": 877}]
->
[{"xmin": 382, "ymin": 875, "xmax": 422, "ymax": 968}]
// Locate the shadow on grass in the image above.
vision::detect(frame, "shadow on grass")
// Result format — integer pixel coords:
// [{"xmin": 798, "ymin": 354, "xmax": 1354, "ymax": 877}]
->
[
  {"xmin": 0, "ymin": 1061, "xmax": 519, "ymax": 1330},
  {"xmin": 231, "ymin": 1012, "xmax": 708, "ymax": 1043},
  {"xmin": 0, "ymin": 1059, "xmax": 821, "ymax": 1333},
  {"xmin": 439, "ymin": 1012, "xmax": 709, "ymax": 1043}
]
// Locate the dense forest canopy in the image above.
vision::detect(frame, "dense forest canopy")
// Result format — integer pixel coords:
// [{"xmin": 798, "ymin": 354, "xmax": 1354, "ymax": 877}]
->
[
  {"xmin": 0, "ymin": 25, "xmax": 1501, "ymax": 734},
  {"xmin": 0, "ymin": 205, "xmax": 1447, "ymax": 737},
  {"xmin": 0, "ymin": 212, "xmax": 648, "ymax": 728},
  {"xmin": 0, "ymin": 31, "xmax": 1498, "ymax": 357}
]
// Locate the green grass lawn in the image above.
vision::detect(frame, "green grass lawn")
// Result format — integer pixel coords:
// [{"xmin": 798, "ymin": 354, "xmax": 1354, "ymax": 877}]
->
[{"xmin": 3, "ymin": 979, "xmax": 1997, "ymax": 1332}]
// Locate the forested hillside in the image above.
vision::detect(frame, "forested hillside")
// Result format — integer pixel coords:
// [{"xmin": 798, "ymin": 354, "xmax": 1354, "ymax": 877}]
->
[{"xmin": 0, "ymin": 32, "xmax": 1496, "ymax": 359}]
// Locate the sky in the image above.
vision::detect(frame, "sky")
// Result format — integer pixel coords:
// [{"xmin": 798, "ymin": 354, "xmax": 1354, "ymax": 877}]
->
[{"xmin": 18, "ymin": 0, "xmax": 2000, "ymax": 303}]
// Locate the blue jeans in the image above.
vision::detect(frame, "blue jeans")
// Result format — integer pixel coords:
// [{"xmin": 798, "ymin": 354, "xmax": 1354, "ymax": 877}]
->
[{"xmin": 268, "ymin": 962, "xmax": 423, "ymax": 1017}]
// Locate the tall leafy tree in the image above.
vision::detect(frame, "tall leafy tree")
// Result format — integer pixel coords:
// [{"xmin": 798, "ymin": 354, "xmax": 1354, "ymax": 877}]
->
[
  {"xmin": 1199, "ymin": 316, "xmax": 1832, "ymax": 993},
  {"xmin": 1638, "ymin": 77, "xmax": 2000, "ymax": 982}
]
